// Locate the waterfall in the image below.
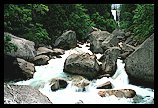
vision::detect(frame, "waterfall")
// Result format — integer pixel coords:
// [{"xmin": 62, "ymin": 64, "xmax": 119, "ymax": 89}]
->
[{"xmin": 111, "ymin": 4, "xmax": 120, "ymax": 27}]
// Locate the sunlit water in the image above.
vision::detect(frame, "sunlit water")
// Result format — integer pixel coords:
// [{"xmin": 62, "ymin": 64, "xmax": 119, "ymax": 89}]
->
[{"xmin": 15, "ymin": 43, "xmax": 154, "ymax": 104}]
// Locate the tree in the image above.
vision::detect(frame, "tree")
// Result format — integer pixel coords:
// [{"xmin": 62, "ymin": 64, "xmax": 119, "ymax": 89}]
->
[
  {"xmin": 67, "ymin": 4, "xmax": 95, "ymax": 41},
  {"xmin": 83, "ymin": 4, "xmax": 117, "ymax": 32},
  {"xmin": 4, "ymin": 4, "xmax": 50, "ymax": 45},
  {"xmin": 119, "ymin": 4, "xmax": 137, "ymax": 30},
  {"xmin": 132, "ymin": 4, "xmax": 154, "ymax": 44},
  {"xmin": 43, "ymin": 4, "xmax": 94, "ymax": 42}
]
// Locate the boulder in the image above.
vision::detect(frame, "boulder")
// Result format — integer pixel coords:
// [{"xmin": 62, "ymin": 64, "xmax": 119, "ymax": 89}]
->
[
  {"xmin": 36, "ymin": 47, "xmax": 65, "ymax": 59},
  {"xmin": 75, "ymin": 100, "xmax": 84, "ymax": 104},
  {"xmin": 4, "ymin": 55, "xmax": 35, "ymax": 82},
  {"xmin": 125, "ymin": 31, "xmax": 131, "ymax": 38},
  {"xmin": 4, "ymin": 32, "xmax": 36, "ymax": 61},
  {"xmin": 125, "ymin": 34, "xmax": 154, "ymax": 88},
  {"xmin": 101, "ymin": 35, "xmax": 119, "ymax": 51},
  {"xmin": 98, "ymin": 89, "xmax": 136, "ymax": 98},
  {"xmin": 118, "ymin": 43, "xmax": 136, "ymax": 59},
  {"xmin": 112, "ymin": 29, "xmax": 125, "ymax": 38},
  {"xmin": 4, "ymin": 84, "xmax": 52, "ymax": 104},
  {"xmin": 120, "ymin": 51, "xmax": 131, "ymax": 60},
  {"xmin": 54, "ymin": 30, "xmax": 77, "ymax": 50},
  {"xmin": 52, "ymin": 48, "xmax": 65, "ymax": 55},
  {"xmin": 99, "ymin": 47, "xmax": 121, "ymax": 76},
  {"xmin": 36, "ymin": 47, "xmax": 54, "ymax": 56},
  {"xmin": 124, "ymin": 36, "xmax": 137, "ymax": 46},
  {"xmin": 33, "ymin": 55, "xmax": 50, "ymax": 66},
  {"xmin": 89, "ymin": 31, "xmax": 112, "ymax": 53},
  {"xmin": 71, "ymin": 76, "xmax": 90, "ymax": 92},
  {"xmin": 96, "ymin": 81, "xmax": 112, "ymax": 89},
  {"xmin": 119, "ymin": 43, "xmax": 136, "ymax": 53},
  {"xmin": 49, "ymin": 78, "xmax": 68, "ymax": 91},
  {"xmin": 112, "ymin": 29, "xmax": 125, "ymax": 41},
  {"xmin": 63, "ymin": 53, "xmax": 100, "ymax": 79}
]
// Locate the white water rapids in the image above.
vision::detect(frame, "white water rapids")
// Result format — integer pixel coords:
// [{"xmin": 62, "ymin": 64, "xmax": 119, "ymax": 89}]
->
[{"xmin": 15, "ymin": 43, "xmax": 154, "ymax": 104}]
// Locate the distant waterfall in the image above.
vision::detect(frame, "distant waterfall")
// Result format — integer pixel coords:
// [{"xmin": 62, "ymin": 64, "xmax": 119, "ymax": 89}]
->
[{"xmin": 111, "ymin": 4, "xmax": 120, "ymax": 27}]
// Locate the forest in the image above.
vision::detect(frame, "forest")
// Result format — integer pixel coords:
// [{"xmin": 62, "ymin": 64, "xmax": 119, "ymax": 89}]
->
[{"xmin": 4, "ymin": 4, "xmax": 154, "ymax": 52}]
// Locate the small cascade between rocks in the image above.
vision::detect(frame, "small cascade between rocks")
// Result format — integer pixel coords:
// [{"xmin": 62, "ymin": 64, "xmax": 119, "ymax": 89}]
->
[{"xmin": 14, "ymin": 42, "xmax": 154, "ymax": 104}]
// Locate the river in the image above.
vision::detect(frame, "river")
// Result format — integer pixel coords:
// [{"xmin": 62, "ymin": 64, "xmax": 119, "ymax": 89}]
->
[{"xmin": 15, "ymin": 43, "xmax": 154, "ymax": 104}]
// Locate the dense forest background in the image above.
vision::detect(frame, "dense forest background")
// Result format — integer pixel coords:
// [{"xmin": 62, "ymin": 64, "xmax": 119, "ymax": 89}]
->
[
  {"xmin": 119, "ymin": 4, "xmax": 154, "ymax": 44},
  {"xmin": 4, "ymin": 4, "xmax": 154, "ymax": 52}
]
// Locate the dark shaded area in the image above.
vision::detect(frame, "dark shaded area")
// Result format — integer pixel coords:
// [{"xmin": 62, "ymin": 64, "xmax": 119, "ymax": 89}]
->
[
  {"xmin": 127, "ymin": 73, "xmax": 154, "ymax": 89},
  {"xmin": 4, "ymin": 55, "xmax": 32, "ymax": 82}
]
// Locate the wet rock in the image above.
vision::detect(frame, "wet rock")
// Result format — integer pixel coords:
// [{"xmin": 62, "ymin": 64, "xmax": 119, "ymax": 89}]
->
[
  {"xmin": 36, "ymin": 47, "xmax": 54, "ymax": 56},
  {"xmin": 71, "ymin": 76, "xmax": 90, "ymax": 92},
  {"xmin": 50, "ymin": 78, "xmax": 68, "ymax": 91},
  {"xmin": 99, "ymin": 47, "xmax": 121, "ymax": 76},
  {"xmin": 98, "ymin": 89, "xmax": 136, "ymax": 98},
  {"xmin": 56, "ymin": 55, "xmax": 62, "ymax": 58},
  {"xmin": 52, "ymin": 48, "xmax": 65, "ymax": 55},
  {"xmin": 120, "ymin": 89, "xmax": 136, "ymax": 98},
  {"xmin": 86, "ymin": 44, "xmax": 90, "ymax": 47},
  {"xmin": 120, "ymin": 51, "xmax": 131, "ymax": 60},
  {"xmin": 33, "ymin": 55, "xmax": 50, "ymax": 66},
  {"xmin": 75, "ymin": 100, "xmax": 84, "ymax": 104},
  {"xmin": 96, "ymin": 81, "xmax": 112, "ymax": 89}
]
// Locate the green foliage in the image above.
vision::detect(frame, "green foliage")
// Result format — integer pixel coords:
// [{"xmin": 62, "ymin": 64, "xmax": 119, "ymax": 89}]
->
[
  {"xmin": 83, "ymin": 4, "xmax": 117, "ymax": 32},
  {"xmin": 4, "ymin": 4, "xmax": 50, "ymax": 45},
  {"xmin": 132, "ymin": 4, "xmax": 154, "ymax": 44},
  {"xmin": 120, "ymin": 4, "xmax": 154, "ymax": 44},
  {"xmin": 44, "ymin": 4, "xmax": 95, "ymax": 42},
  {"xmin": 4, "ymin": 4, "xmax": 118, "ymax": 45},
  {"xmin": 4, "ymin": 33, "xmax": 18, "ymax": 53},
  {"xmin": 119, "ymin": 4, "xmax": 137, "ymax": 30},
  {"xmin": 91, "ymin": 12, "xmax": 106, "ymax": 30},
  {"xmin": 68, "ymin": 4, "xmax": 95, "ymax": 41},
  {"xmin": 23, "ymin": 23, "xmax": 51, "ymax": 45},
  {"xmin": 43, "ymin": 4, "xmax": 70, "ymax": 42}
]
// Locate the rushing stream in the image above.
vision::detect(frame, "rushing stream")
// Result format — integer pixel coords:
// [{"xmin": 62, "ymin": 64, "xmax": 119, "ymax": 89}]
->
[{"xmin": 15, "ymin": 43, "xmax": 154, "ymax": 104}]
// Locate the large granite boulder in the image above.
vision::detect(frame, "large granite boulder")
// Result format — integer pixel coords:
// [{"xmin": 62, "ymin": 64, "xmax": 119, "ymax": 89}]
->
[
  {"xmin": 4, "ymin": 84, "xmax": 52, "ymax": 104},
  {"xmin": 89, "ymin": 31, "xmax": 111, "ymax": 53},
  {"xmin": 99, "ymin": 47, "xmax": 121, "ymax": 77},
  {"xmin": 89, "ymin": 30, "xmax": 119, "ymax": 53},
  {"xmin": 125, "ymin": 34, "xmax": 154, "ymax": 88},
  {"xmin": 4, "ymin": 55, "xmax": 35, "ymax": 82},
  {"xmin": 63, "ymin": 53, "xmax": 100, "ymax": 79},
  {"xmin": 4, "ymin": 32, "xmax": 36, "ymax": 61},
  {"xmin": 54, "ymin": 30, "xmax": 77, "ymax": 50}
]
